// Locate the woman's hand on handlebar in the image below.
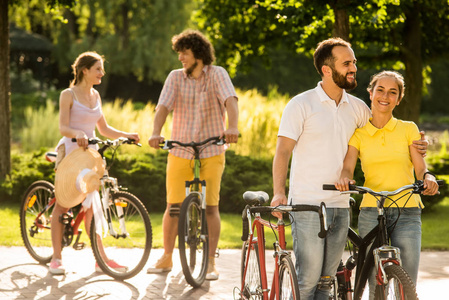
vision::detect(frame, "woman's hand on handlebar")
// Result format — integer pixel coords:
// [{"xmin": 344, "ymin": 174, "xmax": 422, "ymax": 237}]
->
[
  {"xmin": 125, "ymin": 132, "xmax": 140, "ymax": 144},
  {"xmin": 422, "ymin": 176, "xmax": 439, "ymax": 195},
  {"xmin": 270, "ymin": 194, "xmax": 287, "ymax": 219},
  {"xmin": 335, "ymin": 177, "xmax": 356, "ymax": 192},
  {"xmin": 148, "ymin": 135, "xmax": 164, "ymax": 149},
  {"xmin": 75, "ymin": 131, "xmax": 89, "ymax": 149}
]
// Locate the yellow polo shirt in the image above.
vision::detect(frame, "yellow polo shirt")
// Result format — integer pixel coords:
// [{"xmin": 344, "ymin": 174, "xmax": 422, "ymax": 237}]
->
[{"xmin": 349, "ymin": 117, "xmax": 422, "ymax": 208}]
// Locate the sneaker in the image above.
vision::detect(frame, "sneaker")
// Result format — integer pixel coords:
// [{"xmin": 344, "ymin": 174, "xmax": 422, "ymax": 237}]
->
[
  {"xmin": 147, "ymin": 253, "xmax": 173, "ymax": 273},
  {"xmin": 49, "ymin": 259, "xmax": 65, "ymax": 275},
  {"xmin": 206, "ymin": 257, "xmax": 219, "ymax": 281},
  {"xmin": 95, "ymin": 260, "xmax": 128, "ymax": 272}
]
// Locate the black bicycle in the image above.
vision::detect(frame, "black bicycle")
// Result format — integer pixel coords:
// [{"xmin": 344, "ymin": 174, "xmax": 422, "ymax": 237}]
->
[
  {"xmin": 160, "ymin": 136, "xmax": 225, "ymax": 287},
  {"xmin": 323, "ymin": 179, "xmax": 445, "ymax": 300}
]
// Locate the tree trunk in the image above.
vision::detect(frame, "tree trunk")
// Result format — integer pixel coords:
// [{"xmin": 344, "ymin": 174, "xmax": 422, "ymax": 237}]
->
[
  {"xmin": 333, "ymin": 7, "xmax": 350, "ymax": 41},
  {"xmin": 396, "ymin": 2, "xmax": 422, "ymax": 124},
  {"xmin": 0, "ymin": 0, "xmax": 12, "ymax": 180}
]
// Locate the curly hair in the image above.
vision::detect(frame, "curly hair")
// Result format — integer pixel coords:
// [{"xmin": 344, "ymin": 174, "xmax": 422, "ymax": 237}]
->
[
  {"xmin": 313, "ymin": 38, "xmax": 352, "ymax": 77},
  {"xmin": 172, "ymin": 29, "xmax": 215, "ymax": 65}
]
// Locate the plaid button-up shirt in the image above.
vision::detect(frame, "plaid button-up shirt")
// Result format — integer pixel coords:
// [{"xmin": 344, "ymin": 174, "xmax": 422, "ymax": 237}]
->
[{"xmin": 157, "ymin": 65, "xmax": 237, "ymax": 159}]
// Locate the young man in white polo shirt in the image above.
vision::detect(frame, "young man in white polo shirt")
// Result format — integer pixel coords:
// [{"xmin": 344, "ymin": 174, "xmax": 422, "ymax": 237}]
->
[{"xmin": 271, "ymin": 38, "xmax": 427, "ymax": 300}]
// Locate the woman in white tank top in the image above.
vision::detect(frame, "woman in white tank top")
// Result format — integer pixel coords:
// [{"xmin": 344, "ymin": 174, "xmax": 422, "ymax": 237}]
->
[{"xmin": 50, "ymin": 51, "xmax": 140, "ymax": 275}]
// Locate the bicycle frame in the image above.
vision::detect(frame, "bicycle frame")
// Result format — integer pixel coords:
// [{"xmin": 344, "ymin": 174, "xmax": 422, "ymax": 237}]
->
[
  {"xmin": 31, "ymin": 195, "xmax": 86, "ymax": 249},
  {"xmin": 242, "ymin": 210, "xmax": 289, "ymax": 300},
  {"xmin": 325, "ymin": 181, "xmax": 445, "ymax": 300},
  {"xmin": 240, "ymin": 198, "xmax": 327, "ymax": 300}
]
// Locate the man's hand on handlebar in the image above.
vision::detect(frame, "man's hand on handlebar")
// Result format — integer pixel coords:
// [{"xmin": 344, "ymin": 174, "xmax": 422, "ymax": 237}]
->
[
  {"xmin": 222, "ymin": 128, "xmax": 239, "ymax": 144},
  {"xmin": 335, "ymin": 177, "xmax": 356, "ymax": 192},
  {"xmin": 148, "ymin": 135, "xmax": 165, "ymax": 149},
  {"xmin": 270, "ymin": 194, "xmax": 288, "ymax": 219}
]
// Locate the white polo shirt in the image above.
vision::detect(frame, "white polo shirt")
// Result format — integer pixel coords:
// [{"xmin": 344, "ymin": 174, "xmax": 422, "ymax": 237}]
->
[{"xmin": 278, "ymin": 82, "xmax": 371, "ymax": 207}]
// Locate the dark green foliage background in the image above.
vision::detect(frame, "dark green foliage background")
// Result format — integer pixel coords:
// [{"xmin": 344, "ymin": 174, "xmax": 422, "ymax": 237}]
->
[{"xmin": 1, "ymin": 148, "xmax": 446, "ymax": 220}]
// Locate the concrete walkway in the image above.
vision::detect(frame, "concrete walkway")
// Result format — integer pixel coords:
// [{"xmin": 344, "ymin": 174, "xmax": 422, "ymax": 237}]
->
[{"xmin": 0, "ymin": 246, "xmax": 448, "ymax": 299}]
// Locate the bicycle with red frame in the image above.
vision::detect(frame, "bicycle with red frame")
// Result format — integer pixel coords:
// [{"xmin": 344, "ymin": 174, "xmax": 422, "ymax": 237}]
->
[{"xmin": 235, "ymin": 191, "xmax": 328, "ymax": 300}]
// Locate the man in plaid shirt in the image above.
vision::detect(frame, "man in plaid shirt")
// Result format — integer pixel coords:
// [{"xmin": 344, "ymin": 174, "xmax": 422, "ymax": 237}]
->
[{"xmin": 147, "ymin": 29, "xmax": 239, "ymax": 280}]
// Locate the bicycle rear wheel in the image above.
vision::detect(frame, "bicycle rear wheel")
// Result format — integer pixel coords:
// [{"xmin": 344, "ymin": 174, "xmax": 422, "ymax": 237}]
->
[
  {"xmin": 240, "ymin": 239, "xmax": 263, "ymax": 299},
  {"xmin": 90, "ymin": 191, "xmax": 152, "ymax": 280},
  {"xmin": 178, "ymin": 193, "xmax": 208, "ymax": 288},
  {"xmin": 279, "ymin": 255, "xmax": 300, "ymax": 300},
  {"xmin": 20, "ymin": 180, "xmax": 55, "ymax": 264},
  {"xmin": 374, "ymin": 264, "xmax": 418, "ymax": 300}
]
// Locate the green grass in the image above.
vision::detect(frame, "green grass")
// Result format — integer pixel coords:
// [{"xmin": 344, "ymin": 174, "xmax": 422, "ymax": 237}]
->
[
  {"xmin": 421, "ymin": 197, "xmax": 449, "ymax": 250},
  {"xmin": 3, "ymin": 200, "xmax": 448, "ymax": 250}
]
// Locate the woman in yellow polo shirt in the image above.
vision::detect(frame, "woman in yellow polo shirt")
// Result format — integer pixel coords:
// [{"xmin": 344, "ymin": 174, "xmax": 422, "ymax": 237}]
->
[{"xmin": 335, "ymin": 70, "xmax": 439, "ymax": 298}]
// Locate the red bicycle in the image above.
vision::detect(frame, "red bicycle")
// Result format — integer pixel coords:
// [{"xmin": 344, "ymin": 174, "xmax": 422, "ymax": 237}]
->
[{"xmin": 235, "ymin": 191, "xmax": 328, "ymax": 300}]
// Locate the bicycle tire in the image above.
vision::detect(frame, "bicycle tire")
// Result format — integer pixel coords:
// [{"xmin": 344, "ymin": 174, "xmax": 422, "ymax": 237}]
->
[
  {"xmin": 20, "ymin": 180, "xmax": 55, "ymax": 264},
  {"xmin": 178, "ymin": 193, "xmax": 208, "ymax": 288},
  {"xmin": 240, "ymin": 239, "xmax": 263, "ymax": 299},
  {"xmin": 90, "ymin": 191, "xmax": 152, "ymax": 280},
  {"xmin": 374, "ymin": 264, "xmax": 418, "ymax": 300},
  {"xmin": 279, "ymin": 255, "xmax": 300, "ymax": 300}
]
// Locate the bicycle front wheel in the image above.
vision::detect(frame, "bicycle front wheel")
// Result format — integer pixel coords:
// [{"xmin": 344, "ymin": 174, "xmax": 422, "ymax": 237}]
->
[
  {"xmin": 20, "ymin": 180, "xmax": 55, "ymax": 264},
  {"xmin": 374, "ymin": 264, "xmax": 418, "ymax": 300},
  {"xmin": 279, "ymin": 255, "xmax": 300, "ymax": 300},
  {"xmin": 178, "ymin": 193, "xmax": 208, "ymax": 288},
  {"xmin": 90, "ymin": 191, "xmax": 152, "ymax": 280},
  {"xmin": 241, "ymin": 239, "xmax": 263, "ymax": 299}
]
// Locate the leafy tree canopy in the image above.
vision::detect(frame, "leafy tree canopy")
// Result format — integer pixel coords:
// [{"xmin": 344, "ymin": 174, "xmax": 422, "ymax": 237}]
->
[
  {"xmin": 195, "ymin": 0, "xmax": 449, "ymax": 122},
  {"xmin": 10, "ymin": 0, "xmax": 195, "ymax": 83}
]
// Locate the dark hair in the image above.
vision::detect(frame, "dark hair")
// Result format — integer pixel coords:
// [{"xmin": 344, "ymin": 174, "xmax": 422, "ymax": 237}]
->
[
  {"xmin": 313, "ymin": 38, "xmax": 352, "ymax": 77},
  {"xmin": 367, "ymin": 70, "xmax": 405, "ymax": 100},
  {"xmin": 70, "ymin": 51, "xmax": 104, "ymax": 87},
  {"xmin": 172, "ymin": 29, "xmax": 215, "ymax": 65}
]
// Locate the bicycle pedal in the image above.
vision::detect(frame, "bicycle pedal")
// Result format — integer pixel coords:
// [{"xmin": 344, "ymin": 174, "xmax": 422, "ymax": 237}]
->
[
  {"xmin": 73, "ymin": 242, "xmax": 85, "ymax": 250},
  {"xmin": 72, "ymin": 229, "xmax": 85, "ymax": 250}
]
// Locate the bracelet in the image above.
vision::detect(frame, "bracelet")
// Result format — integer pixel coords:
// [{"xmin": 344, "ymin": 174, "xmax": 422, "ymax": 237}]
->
[{"xmin": 423, "ymin": 171, "xmax": 436, "ymax": 180}]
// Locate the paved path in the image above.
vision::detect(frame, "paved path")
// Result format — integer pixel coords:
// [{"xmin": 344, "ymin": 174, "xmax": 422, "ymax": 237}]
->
[{"xmin": 0, "ymin": 247, "xmax": 448, "ymax": 299}]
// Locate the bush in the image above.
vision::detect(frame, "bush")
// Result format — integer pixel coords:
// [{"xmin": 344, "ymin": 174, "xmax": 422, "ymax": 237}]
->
[{"xmin": 1, "ymin": 147, "xmax": 446, "ymax": 216}]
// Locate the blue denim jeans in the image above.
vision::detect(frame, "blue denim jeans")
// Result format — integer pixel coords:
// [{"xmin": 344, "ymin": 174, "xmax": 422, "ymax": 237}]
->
[
  {"xmin": 290, "ymin": 208, "xmax": 349, "ymax": 300},
  {"xmin": 358, "ymin": 207, "xmax": 422, "ymax": 299}
]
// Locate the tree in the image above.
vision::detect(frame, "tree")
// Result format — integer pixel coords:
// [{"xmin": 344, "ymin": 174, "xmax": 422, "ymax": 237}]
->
[
  {"xmin": 0, "ymin": 0, "xmax": 75, "ymax": 181},
  {"xmin": 9, "ymin": 0, "xmax": 195, "ymax": 92},
  {"xmin": 196, "ymin": 0, "xmax": 449, "ymax": 123},
  {"xmin": 0, "ymin": 0, "xmax": 10, "ymax": 181}
]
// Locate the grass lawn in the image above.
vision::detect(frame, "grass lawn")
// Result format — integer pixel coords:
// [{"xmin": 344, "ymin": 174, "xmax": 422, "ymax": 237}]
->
[
  {"xmin": 421, "ymin": 197, "xmax": 449, "ymax": 250},
  {"xmin": 2, "ymin": 199, "xmax": 448, "ymax": 250}
]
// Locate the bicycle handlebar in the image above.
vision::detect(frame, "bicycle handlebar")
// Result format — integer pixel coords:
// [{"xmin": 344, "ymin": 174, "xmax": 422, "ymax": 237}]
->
[
  {"xmin": 323, "ymin": 180, "xmax": 446, "ymax": 197},
  {"xmin": 71, "ymin": 137, "xmax": 141, "ymax": 147},
  {"xmin": 160, "ymin": 136, "xmax": 225, "ymax": 150},
  {"xmin": 241, "ymin": 191, "xmax": 328, "ymax": 241}
]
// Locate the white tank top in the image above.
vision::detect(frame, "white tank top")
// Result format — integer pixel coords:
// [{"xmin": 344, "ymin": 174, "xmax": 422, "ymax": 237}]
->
[{"xmin": 56, "ymin": 88, "xmax": 103, "ymax": 155}]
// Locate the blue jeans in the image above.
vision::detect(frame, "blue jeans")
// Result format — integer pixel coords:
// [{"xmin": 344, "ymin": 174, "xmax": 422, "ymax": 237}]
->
[
  {"xmin": 358, "ymin": 207, "xmax": 422, "ymax": 299},
  {"xmin": 290, "ymin": 208, "xmax": 349, "ymax": 300}
]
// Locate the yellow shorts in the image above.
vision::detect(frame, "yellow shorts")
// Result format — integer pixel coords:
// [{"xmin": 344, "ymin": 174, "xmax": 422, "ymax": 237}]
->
[{"xmin": 166, "ymin": 153, "xmax": 225, "ymax": 206}]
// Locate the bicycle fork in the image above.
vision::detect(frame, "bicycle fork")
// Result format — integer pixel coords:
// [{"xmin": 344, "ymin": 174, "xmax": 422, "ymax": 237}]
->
[{"xmin": 373, "ymin": 246, "xmax": 402, "ymax": 285}]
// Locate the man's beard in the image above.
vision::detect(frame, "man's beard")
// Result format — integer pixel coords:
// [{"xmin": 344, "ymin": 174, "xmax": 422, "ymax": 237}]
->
[
  {"xmin": 331, "ymin": 66, "xmax": 357, "ymax": 90},
  {"xmin": 185, "ymin": 61, "xmax": 198, "ymax": 75}
]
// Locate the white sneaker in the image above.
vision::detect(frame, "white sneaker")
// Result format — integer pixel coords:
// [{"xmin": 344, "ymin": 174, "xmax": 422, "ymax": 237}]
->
[
  {"xmin": 206, "ymin": 257, "xmax": 219, "ymax": 280},
  {"xmin": 49, "ymin": 259, "xmax": 65, "ymax": 275}
]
